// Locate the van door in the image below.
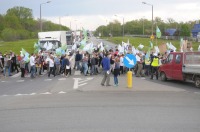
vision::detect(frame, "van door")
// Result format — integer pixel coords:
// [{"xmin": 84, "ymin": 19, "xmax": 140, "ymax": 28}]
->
[
  {"xmin": 172, "ymin": 54, "xmax": 183, "ymax": 80},
  {"xmin": 163, "ymin": 54, "xmax": 174, "ymax": 79}
]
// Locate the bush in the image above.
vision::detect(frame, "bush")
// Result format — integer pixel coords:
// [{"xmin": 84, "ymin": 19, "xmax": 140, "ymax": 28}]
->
[{"xmin": 1, "ymin": 28, "xmax": 17, "ymax": 41}]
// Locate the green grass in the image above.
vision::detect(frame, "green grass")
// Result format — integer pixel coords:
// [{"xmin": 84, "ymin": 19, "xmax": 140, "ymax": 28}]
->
[
  {"xmin": 104, "ymin": 37, "xmax": 199, "ymax": 52},
  {"xmin": 0, "ymin": 39, "xmax": 37, "ymax": 54}
]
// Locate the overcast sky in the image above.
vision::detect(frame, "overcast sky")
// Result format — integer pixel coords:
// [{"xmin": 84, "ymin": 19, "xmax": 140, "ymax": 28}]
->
[{"xmin": 1, "ymin": 0, "xmax": 200, "ymax": 30}]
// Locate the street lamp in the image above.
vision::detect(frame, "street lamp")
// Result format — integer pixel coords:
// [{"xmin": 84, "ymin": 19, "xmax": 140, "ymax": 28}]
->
[
  {"xmin": 40, "ymin": 1, "xmax": 51, "ymax": 31},
  {"xmin": 115, "ymin": 14, "xmax": 124, "ymax": 37},
  {"xmin": 142, "ymin": 2, "xmax": 153, "ymax": 36}
]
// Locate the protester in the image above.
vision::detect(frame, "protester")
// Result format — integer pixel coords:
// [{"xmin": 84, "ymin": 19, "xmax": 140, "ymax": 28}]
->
[
  {"xmin": 90, "ymin": 54, "xmax": 97, "ymax": 75},
  {"xmin": 82, "ymin": 53, "xmax": 89, "ymax": 76},
  {"xmin": 48, "ymin": 56, "xmax": 55, "ymax": 77},
  {"xmin": 3, "ymin": 54, "xmax": 12, "ymax": 76},
  {"xmin": 30, "ymin": 53, "xmax": 36, "ymax": 78},
  {"xmin": 54, "ymin": 55, "xmax": 61, "ymax": 75},
  {"xmin": 101, "ymin": 53, "xmax": 111, "ymax": 86},
  {"xmin": 113, "ymin": 56, "xmax": 120, "ymax": 86},
  {"xmin": 119, "ymin": 54, "xmax": 124, "ymax": 74},
  {"xmin": 19, "ymin": 56, "xmax": 25, "ymax": 78},
  {"xmin": 74, "ymin": 51, "xmax": 81, "ymax": 70},
  {"xmin": 150, "ymin": 53, "xmax": 159, "ymax": 80}
]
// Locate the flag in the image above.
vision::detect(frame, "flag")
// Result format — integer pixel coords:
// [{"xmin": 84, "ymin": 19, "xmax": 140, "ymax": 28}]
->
[
  {"xmin": 156, "ymin": 26, "xmax": 161, "ymax": 38},
  {"xmin": 61, "ymin": 44, "xmax": 67, "ymax": 50},
  {"xmin": 198, "ymin": 45, "xmax": 200, "ymax": 51},
  {"xmin": 138, "ymin": 44, "xmax": 144, "ymax": 49},
  {"xmin": 21, "ymin": 48, "xmax": 27, "ymax": 55},
  {"xmin": 150, "ymin": 41, "xmax": 153, "ymax": 49}
]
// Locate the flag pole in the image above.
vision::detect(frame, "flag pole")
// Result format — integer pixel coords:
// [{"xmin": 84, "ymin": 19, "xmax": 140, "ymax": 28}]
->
[{"xmin": 156, "ymin": 22, "xmax": 157, "ymax": 46}]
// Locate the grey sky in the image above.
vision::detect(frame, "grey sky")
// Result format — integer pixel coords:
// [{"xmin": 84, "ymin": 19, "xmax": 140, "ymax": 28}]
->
[{"xmin": 1, "ymin": 0, "xmax": 200, "ymax": 30}]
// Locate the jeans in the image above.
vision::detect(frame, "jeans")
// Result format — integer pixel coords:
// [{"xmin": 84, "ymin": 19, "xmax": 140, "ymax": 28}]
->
[
  {"xmin": 3, "ymin": 66, "xmax": 11, "ymax": 76},
  {"xmin": 48, "ymin": 67, "xmax": 55, "ymax": 77},
  {"xmin": 83, "ymin": 62, "xmax": 88, "ymax": 75},
  {"xmin": 90, "ymin": 65, "xmax": 96, "ymax": 75},
  {"xmin": 75, "ymin": 61, "xmax": 80, "ymax": 70},
  {"xmin": 30, "ymin": 65, "xmax": 36, "ymax": 78},
  {"xmin": 114, "ymin": 76, "xmax": 118, "ymax": 85}
]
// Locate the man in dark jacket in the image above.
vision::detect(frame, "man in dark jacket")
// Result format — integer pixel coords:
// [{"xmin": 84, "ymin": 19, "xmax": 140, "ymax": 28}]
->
[
  {"xmin": 74, "ymin": 51, "xmax": 82, "ymax": 70},
  {"xmin": 101, "ymin": 54, "xmax": 111, "ymax": 86}
]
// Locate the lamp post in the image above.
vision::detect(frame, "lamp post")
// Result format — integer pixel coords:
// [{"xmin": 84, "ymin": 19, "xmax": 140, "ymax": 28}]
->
[
  {"xmin": 115, "ymin": 15, "xmax": 124, "ymax": 37},
  {"xmin": 40, "ymin": 1, "xmax": 51, "ymax": 31},
  {"xmin": 142, "ymin": 2, "xmax": 153, "ymax": 36}
]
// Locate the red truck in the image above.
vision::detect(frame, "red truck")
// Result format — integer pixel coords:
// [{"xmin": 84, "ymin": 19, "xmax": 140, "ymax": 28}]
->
[{"xmin": 159, "ymin": 52, "xmax": 200, "ymax": 88}]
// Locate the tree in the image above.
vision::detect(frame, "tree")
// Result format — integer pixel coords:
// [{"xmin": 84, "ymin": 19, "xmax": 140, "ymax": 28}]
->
[{"xmin": 180, "ymin": 24, "xmax": 190, "ymax": 37}]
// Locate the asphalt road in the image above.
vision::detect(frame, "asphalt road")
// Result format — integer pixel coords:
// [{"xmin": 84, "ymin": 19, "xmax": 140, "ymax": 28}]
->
[{"xmin": 0, "ymin": 37, "xmax": 200, "ymax": 132}]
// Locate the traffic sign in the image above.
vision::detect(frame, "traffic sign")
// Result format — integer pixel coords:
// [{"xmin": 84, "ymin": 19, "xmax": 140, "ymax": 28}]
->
[{"xmin": 123, "ymin": 54, "xmax": 136, "ymax": 68}]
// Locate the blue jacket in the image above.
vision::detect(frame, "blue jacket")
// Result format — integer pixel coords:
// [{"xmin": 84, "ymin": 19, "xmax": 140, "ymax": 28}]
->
[
  {"xmin": 62, "ymin": 58, "xmax": 69, "ymax": 67},
  {"xmin": 101, "ymin": 57, "xmax": 110, "ymax": 71}
]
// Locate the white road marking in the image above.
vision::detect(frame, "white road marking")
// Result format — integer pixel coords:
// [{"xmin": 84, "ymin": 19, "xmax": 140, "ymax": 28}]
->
[
  {"xmin": 73, "ymin": 77, "xmax": 94, "ymax": 90},
  {"xmin": 44, "ymin": 79, "xmax": 52, "ymax": 81},
  {"xmin": 58, "ymin": 78, "xmax": 66, "ymax": 81},
  {"xmin": 30, "ymin": 93, "xmax": 36, "ymax": 95},
  {"xmin": 58, "ymin": 91, "xmax": 66, "ymax": 94},
  {"xmin": 11, "ymin": 72, "xmax": 21, "ymax": 78},
  {"xmin": 74, "ymin": 71, "xmax": 81, "ymax": 75},
  {"xmin": 15, "ymin": 93, "xmax": 29, "ymax": 96},
  {"xmin": 16, "ymin": 80, "xmax": 25, "ymax": 82},
  {"xmin": 194, "ymin": 92, "xmax": 200, "ymax": 94},
  {"xmin": 40, "ymin": 92, "xmax": 52, "ymax": 95}
]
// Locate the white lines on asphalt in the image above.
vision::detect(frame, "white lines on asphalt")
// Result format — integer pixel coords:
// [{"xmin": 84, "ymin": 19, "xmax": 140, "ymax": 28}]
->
[
  {"xmin": 15, "ymin": 93, "xmax": 29, "ymax": 96},
  {"xmin": 16, "ymin": 80, "xmax": 25, "ymax": 82},
  {"xmin": 11, "ymin": 72, "xmax": 21, "ymax": 78},
  {"xmin": 58, "ymin": 91, "xmax": 66, "ymax": 94},
  {"xmin": 58, "ymin": 78, "xmax": 67, "ymax": 81},
  {"xmin": 30, "ymin": 93, "xmax": 37, "ymax": 95},
  {"xmin": 194, "ymin": 92, "xmax": 200, "ymax": 95},
  {"xmin": 40, "ymin": 92, "xmax": 52, "ymax": 95},
  {"xmin": 0, "ymin": 91, "xmax": 68, "ymax": 97},
  {"xmin": 73, "ymin": 77, "xmax": 94, "ymax": 90},
  {"xmin": 74, "ymin": 71, "xmax": 81, "ymax": 75},
  {"xmin": 44, "ymin": 79, "xmax": 52, "ymax": 81}
]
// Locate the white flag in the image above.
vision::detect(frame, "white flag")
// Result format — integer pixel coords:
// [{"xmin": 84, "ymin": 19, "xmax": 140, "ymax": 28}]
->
[
  {"xmin": 46, "ymin": 42, "xmax": 53, "ymax": 50},
  {"xmin": 138, "ymin": 44, "xmax": 144, "ymax": 49}
]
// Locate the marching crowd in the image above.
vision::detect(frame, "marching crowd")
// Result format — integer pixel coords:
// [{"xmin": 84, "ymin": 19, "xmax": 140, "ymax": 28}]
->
[{"xmin": 0, "ymin": 47, "xmax": 169, "ymax": 86}]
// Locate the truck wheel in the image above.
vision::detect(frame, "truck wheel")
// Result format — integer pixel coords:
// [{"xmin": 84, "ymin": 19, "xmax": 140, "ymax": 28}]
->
[
  {"xmin": 195, "ymin": 78, "xmax": 200, "ymax": 88},
  {"xmin": 161, "ymin": 72, "xmax": 167, "ymax": 81}
]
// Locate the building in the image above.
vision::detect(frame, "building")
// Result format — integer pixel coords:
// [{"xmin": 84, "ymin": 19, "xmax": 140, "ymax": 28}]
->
[
  {"xmin": 165, "ymin": 28, "xmax": 177, "ymax": 36},
  {"xmin": 191, "ymin": 24, "xmax": 200, "ymax": 38}
]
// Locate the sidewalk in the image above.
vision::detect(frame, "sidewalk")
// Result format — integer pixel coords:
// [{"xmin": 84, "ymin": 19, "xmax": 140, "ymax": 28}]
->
[{"xmin": 78, "ymin": 73, "xmax": 186, "ymax": 92}]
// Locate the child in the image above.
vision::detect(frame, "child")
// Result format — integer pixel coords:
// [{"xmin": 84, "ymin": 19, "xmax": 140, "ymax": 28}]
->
[{"xmin": 113, "ymin": 56, "xmax": 120, "ymax": 86}]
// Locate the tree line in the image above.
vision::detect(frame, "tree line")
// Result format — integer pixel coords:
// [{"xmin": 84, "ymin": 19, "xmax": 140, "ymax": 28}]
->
[
  {"xmin": 0, "ymin": 6, "xmax": 70, "ymax": 41},
  {"xmin": 95, "ymin": 17, "xmax": 198, "ymax": 38}
]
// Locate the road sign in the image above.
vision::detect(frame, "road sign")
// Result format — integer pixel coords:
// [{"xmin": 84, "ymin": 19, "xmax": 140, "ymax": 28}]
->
[{"xmin": 123, "ymin": 54, "xmax": 136, "ymax": 68}]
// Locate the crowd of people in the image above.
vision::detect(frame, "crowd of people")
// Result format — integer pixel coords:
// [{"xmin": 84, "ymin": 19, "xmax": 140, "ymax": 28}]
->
[{"xmin": 0, "ymin": 47, "xmax": 170, "ymax": 87}]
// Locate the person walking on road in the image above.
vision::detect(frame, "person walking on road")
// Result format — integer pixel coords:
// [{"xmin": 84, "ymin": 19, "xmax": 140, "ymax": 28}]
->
[
  {"xmin": 30, "ymin": 53, "xmax": 36, "ymax": 78},
  {"xmin": 19, "ymin": 56, "xmax": 25, "ymax": 78},
  {"xmin": 113, "ymin": 56, "xmax": 120, "ymax": 86},
  {"xmin": 48, "ymin": 56, "xmax": 55, "ymax": 77},
  {"xmin": 101, "ymin": 53, "xmax": 111, "ymax": 86},
  {"xmin": 150, "ymin": 53, "xmax": 159, "ymax": 80}
]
